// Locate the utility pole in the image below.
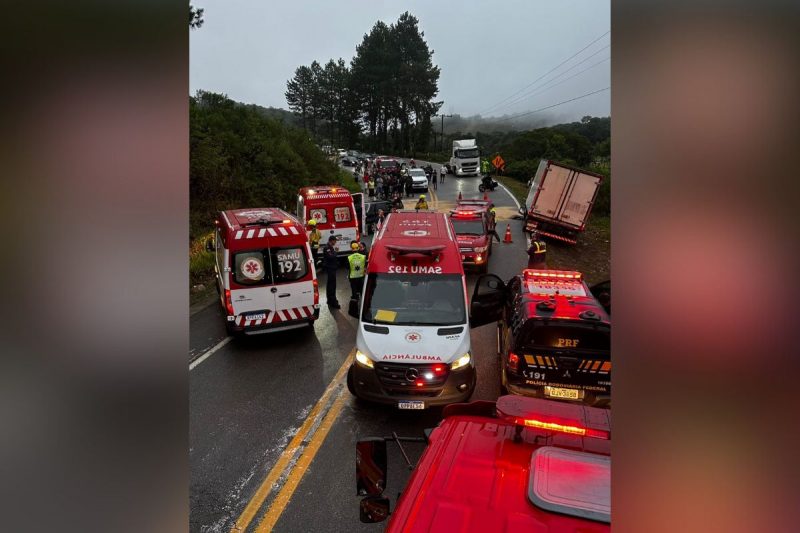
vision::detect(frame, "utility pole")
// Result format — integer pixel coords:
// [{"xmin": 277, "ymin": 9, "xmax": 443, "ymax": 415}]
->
[{"xmin": 434, "ymin": 113, "xmax": 453, "ymax": 153}]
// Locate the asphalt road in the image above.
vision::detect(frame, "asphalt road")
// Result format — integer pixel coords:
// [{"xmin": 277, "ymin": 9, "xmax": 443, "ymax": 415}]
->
[{"xmin": 190, "ymin": 161, "xmax": 531, "ymax": 532}]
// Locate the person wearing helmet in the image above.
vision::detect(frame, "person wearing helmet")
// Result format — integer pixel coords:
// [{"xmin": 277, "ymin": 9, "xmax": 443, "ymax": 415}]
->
[
  {"xmin": 347, "ymin": 241, "xmax": 367, "ymax": 300},
  {"xmin": 527, "ymin": 231, "xmax": 547, "ymax": 269},
  {"xmin": 307, "ymin": 219, "xmax": 321, "ymax": 265},
  {"xmin": 415, "ymin": 194, "xmax": 428, "ymax": 210}
]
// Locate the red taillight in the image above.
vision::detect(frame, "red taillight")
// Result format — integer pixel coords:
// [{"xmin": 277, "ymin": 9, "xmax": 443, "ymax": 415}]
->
[
  {"xmin": 508, "ymin": 352, "xmax": 520, "ymax": 371},
  {"xmin": 224, "ymin": 289, "xmax": 234, "ymax": 316},
  {"xmin": 512, "ymin": 417, "xmax": 609, "ymax": 440},
  {"xmin": 312, "ymin": 279, "xmax": 319, "ymax": 305}
]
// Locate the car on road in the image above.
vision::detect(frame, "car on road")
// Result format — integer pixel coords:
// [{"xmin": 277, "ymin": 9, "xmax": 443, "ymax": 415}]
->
[
  {"xmin": 357, "ymin": 395, "xmax": 610, "ymax": 531},
  {"xmin": 341, "ymin": 156, "xmax": 358, "ymax": 167},
  {"xmin": 209, "ymin": 207, "xmax": 319, "ymax": 336},
  {"xmin": 347, "ymin": 210, "xmax": 476, "ymax": 409},
  {"xmin": 470, "ymin": 269, "xmax": 611, "ymax": 407},
  {"xmin": 408, "ymin": 168, "xmax": 428, "ymax": 192}
]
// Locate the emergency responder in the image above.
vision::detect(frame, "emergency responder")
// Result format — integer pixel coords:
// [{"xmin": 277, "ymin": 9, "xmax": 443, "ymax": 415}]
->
[
  {"xmin": 322, "ymin": 235, "xmax": 340, "ymax": 309},
  {"xmin": 488, "ymin": 206, "xmax": 501, "ymax": 242},
  {"xmin": 308, "ymin": 219, "xmax": 322, "ymax": 265},
  {"xmin": 481, "ymin": 158, "xmax": 491, "ymax": 175},
  {"xmin": 415, "ymin": 194, "xmax": 428, "ymax": 210},
  {"xmin": 527, "ymin": 232, "xmax": 547, "ymax": 269},
  {"xmin": 367, "ymin": 177, "xmax": 376, "ymax": 199},
  {"xmin": 347, "ymin": 241, "xmax": 367, "ymax": 299}
]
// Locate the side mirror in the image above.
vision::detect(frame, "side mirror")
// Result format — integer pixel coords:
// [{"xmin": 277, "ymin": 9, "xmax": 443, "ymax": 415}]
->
[
  {"xmin": 518, "ymin": 207, "xmax": 526, "ymax": 216},
  {"xmin": 356, "ymin": 438, "xmax": 387, "ymax": 496},
  {"xmin": 359, "ymin": 496, "xmax": 390, "ymax": 523},
  {"xmin": 349, "ymin": 297, "xmax": 360, "ymax": 319},
  {"xmin": 205, "ymin": 239, "xmax": 214, "ymax": 252}
]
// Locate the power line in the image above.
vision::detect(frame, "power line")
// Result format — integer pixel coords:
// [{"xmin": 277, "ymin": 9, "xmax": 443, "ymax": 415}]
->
[
  {"xmin": 524, "ymin": 57, "xmax": 610, "ymax": 101},
  {"xmin": 491, "ymin": 46, "xmax": 610, "ymax": 115},
  {"xmin": 478, "ymin": 30, "xmax": 610, "ymax": 116},
  {"xmin": 495, "ymin": 87, "xmax": 610, "ymax": 123}
]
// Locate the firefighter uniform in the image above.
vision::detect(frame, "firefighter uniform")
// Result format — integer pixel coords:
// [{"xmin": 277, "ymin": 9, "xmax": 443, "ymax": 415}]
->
[
  {"xmin": 415, "ymin": 195, "xmax": 429, "ymax": 210},
  {"xmin": 308, "ymin": 220, "xmax": 321, "ymax": 265},
  {"xmin": 347, "ymin": 242, "xmax": 367, "ymax": 299}
]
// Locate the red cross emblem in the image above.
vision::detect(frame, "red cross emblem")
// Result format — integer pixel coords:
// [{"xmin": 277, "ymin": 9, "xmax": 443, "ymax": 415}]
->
[{"xmin": 405, "ymin": 332, "xmax": 421, "ymax": 343}]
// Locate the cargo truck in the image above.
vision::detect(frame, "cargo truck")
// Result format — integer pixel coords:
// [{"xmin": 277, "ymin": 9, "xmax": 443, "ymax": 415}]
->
[
  {"xmin": 448, "ymin": 139, "xmax": 480, "ymax": 177},
  {"xmin": 521, "ymin": 159, "xmax": 604, "ymax": 244}
]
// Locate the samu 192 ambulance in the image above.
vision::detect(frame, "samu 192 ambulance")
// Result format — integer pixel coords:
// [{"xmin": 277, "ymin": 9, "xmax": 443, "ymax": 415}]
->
[
  {"xmin": 210, "ymin": 207, "xmax": 319, "ymax": 336},
  {"xmin": 346, "ymin": 210, "xmax": 476, "ymax": 409}
]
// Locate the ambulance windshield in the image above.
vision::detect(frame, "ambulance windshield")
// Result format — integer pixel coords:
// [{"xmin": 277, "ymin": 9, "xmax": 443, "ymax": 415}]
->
[
  {"xmin": 361, "ymin": 274, "xmax": 466, "ymax": 326},
  {"xmin": 451, "ymin": 218, "xmax": 485, "ymax": 235}
]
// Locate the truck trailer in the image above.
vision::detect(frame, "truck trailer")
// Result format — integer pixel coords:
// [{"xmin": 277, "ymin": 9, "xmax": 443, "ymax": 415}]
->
[{"xmin": 521, "ymin": 159, "xmax": 604, "ymax": 244}]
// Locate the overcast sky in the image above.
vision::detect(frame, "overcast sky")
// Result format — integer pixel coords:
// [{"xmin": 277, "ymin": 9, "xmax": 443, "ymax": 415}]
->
[{"xmin": 190, "ymin": 0, "xmax": 609, "ymax": 123}]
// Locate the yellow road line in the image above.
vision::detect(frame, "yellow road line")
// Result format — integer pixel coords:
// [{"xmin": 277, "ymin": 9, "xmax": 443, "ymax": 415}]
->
[
  {"xmin": 230, "ymin": 354, "xmax": 352, "ymax": 533},
  {"xmin": 255, "ymin": 389, "xmax": 349, "ymax": 532}
]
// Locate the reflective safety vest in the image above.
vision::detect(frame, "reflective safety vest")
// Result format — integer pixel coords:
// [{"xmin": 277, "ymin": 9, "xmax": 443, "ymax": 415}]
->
[
  {"xmin": 348, "ymin": 253, "xmax": 366, "ymax": 278},
  {"xmin": 415, "ymin": 200, "xmax": 428, "ymax": 210},
  {"xmin": 309, "ymin": 229, "xmax": 321, "ymax": 249}
]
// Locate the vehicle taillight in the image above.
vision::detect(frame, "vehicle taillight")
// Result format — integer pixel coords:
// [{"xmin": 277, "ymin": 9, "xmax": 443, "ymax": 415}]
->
[
  {"xmin": 508, "ymin": 352, "xmax": 520, "ymax": 371},
  {"xmin": 224, "ymin": 289, "xmax": 234, "ymax": 316},
  {"xmin": 313, "ymin": 279, "xmax": 319, "ymax": 305}
]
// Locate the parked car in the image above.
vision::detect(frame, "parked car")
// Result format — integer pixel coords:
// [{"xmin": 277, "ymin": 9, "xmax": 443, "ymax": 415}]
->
[
  {"xmin": 409, "ymin": 168, "xmax": 429, "ymax": 192},
  {"xmin": 341, "ymin": 156, "xmax": 358, "ymax": 167}
]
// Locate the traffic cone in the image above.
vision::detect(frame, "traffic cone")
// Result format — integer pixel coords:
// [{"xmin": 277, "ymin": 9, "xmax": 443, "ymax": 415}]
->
[
  {"xmin": 503, "ymin": 224, "xmax": 513, "ymax": 244},
  {"xmin": 458, "ymin": 191, "xmax": 463, "ymax": 201},
  {"xmin": 483, "ymin": 191, "xmax": 489, "ymax": 201}
]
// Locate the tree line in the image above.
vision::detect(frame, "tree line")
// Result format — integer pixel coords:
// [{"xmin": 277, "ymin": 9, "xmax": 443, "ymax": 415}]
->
[
  {"xmin": 189, "ymin": 91, "xmax": 357, "ymax": 239},
  {"xmin": 285, "ymin": 12, "xmax": 441, "ymax": 155}
]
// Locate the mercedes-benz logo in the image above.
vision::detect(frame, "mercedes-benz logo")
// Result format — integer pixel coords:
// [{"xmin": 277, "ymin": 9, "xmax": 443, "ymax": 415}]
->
[{"xmin": 405, "ymin": 368, "xmax": 419, "ymax": 381}]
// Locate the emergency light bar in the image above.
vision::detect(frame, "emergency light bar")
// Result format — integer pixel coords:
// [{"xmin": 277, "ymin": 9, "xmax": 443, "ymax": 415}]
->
[
  {"xmin": 523, "ymin": 270, "xmax": 583, "ymax": 280},
  {"xmin": 495, "ymin": 395, "xmax": 610, "ymax": 440}
]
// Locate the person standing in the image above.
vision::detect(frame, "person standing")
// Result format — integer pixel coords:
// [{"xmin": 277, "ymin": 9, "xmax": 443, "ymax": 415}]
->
[
  {"xmin": 308, "ymin": 219, "xmax": 322, "ymax": 265},
  {"xmin": 347, "ymin": 241, "xmax": 367, "ymax": 300},
  {"xmin": 488, "ymin": 206, "xmax": 500, "ymax": 242},
  {"xmin": 367, "ymin": 177, "xmax": 376, "ymax": 199},
  {"xmin": 526, "ymin": 232, "xmax": 547, "ymax": 269},
  {"xmin": 439, "ymin": 164, "xmax": 446, "ymax": 183},
  {"xmin": 375, "ymin": 208, "xmax": 386, "ymax": 233},
  {"xmin": 415, "ymin": 195, "xmax": 428, "ymax": 210},
  {"xmin": 322, "ymin": 235, "xmax": 340, "ymax": 309},
  {"xmin": 432, "ymin": 167, "xmax": 438, "ymax": 190}
]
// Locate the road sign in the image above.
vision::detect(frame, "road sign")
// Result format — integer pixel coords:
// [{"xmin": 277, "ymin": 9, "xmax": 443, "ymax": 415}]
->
[{"xmin": 492, "ymin": 155, "xmax": 505, "ymax": 169}]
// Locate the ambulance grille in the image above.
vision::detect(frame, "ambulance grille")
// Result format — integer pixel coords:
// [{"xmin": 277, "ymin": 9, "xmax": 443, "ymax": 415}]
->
[{"xmin": 375, "ymin": 362, "xmax": 449, "ymax": 393}]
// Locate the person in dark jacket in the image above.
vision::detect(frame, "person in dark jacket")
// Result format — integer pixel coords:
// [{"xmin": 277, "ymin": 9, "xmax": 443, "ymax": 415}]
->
[{"xmin": 322, "ymin": 235, "xmax": 340, "ymax": 309}]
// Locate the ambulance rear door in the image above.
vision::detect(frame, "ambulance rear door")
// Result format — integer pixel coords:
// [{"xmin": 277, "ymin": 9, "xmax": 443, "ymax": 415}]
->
[
  {"xmin": 229, "ymin": 241, "xmax": 279, "ymax": 325},
  {"xmin": 268, "ymin": 244, "xmax": 316, "ymax": 321}
]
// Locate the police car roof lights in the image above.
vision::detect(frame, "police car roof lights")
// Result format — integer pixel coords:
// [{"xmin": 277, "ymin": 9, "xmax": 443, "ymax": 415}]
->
[{"xmin": 523, "ymin": 269, "xmax": 582, "ymax": 280}]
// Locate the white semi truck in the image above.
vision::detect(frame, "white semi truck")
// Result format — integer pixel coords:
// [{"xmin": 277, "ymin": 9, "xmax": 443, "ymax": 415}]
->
[{"xmin": 448, "ymin": 139, "xmax": 480, "ymax": 176}]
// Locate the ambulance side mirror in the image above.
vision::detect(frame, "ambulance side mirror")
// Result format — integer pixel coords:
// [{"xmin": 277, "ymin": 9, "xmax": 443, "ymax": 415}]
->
[
  {"xmin": 205, "ymin": 239, "xmax": 214, "ymax": 252},
  {"xmin": 357, "ymin": 438, "xmax": 387, "ymax": 496},
  {"xmin": 469, "ymin": 274, "xmax": 506, "ymax": 328},
  {"xmin": 360, "ymin": 496, "xmax": 390, "ymax": 523}
]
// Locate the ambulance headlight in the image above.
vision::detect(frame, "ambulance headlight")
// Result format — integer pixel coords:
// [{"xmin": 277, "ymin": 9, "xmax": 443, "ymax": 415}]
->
[
  {"xmin": 451, "ymin": 353, "xmax": 472, "ymax": 370},
  {"xmin": 355, "ymin": 350, "xmax": 374, "ymax": 369}
]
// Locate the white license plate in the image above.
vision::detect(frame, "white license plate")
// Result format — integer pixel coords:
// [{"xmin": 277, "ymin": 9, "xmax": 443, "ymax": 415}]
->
[
  {"xmin": 398, "ymin": 401, "xmax": 425, "ymax": 410},
  {"xmin": 544, "ymin": 386, "xmax": 583, "ymax": 400},
  {"xmin": 245, "ymin": 313, "xmax": 266, "ymax": 321}
]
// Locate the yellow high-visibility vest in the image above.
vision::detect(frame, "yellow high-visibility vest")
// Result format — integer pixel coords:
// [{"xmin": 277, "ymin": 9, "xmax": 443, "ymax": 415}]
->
[{"xmin": 348, "ymin": 253, "xmax": 366, "ymax": 278}]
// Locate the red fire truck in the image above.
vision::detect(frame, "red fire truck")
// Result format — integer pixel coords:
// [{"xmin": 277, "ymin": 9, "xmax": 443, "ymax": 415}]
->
[
  {"xmin": 357, "ymin": 395, "xmax": 610, "ymax": 531},
  {"xmin": 449, "ymin": 201, "xmax": 493, "ymax": 273}
]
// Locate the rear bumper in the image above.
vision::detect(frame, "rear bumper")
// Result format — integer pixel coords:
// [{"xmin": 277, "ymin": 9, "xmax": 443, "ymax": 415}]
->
[
  {"xmin": 506, "ymin": 374, "xmax": 610, "ymax": 408},
  {"xmin": 349, "ymin": 362, "xmax": 476, "ymax": 407},
  {"xmin": 227, "ymin": 307, "xmax": 320, "ymax": 335}
]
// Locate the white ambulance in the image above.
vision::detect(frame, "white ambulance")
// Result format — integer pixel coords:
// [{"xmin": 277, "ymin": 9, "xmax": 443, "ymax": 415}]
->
[
  {"xmin": 211, "ymin": 208, "xmax": 319, "ymax": 336},
  {"xmin": 346, "ymin": 210, "xmax": 476, "ymax": 409}
]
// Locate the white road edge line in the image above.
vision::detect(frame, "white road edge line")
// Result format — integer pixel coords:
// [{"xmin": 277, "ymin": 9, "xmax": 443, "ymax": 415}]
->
[
  {"xmin": 498, "ymin": 182, "xmax": 521, "ymax": 210},
  {"xmin": 190, "ymin": 336, "xmax": 232, "ymax": 371}
]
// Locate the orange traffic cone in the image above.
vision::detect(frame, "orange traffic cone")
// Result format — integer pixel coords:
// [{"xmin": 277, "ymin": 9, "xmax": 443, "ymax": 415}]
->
[
  {"xmin": 483, "ymin": 191, "xmax": 489, "ymax": 201},
  {"xmin": 503, "ymin": 224, "xmax": 513, "ymax": 244},
  {"xmin": 458, "ymin": 191, "xmax": 463, "ymax": 201}
]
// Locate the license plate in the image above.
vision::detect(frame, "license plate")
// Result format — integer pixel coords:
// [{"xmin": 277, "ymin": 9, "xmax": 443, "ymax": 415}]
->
[
  {"xmin": 245, "ymin": 313, "xmax": 266, "ymax": 321},
  {"xmin": 398, "ymin": 401, "xmax": 425, "ymax": 410},
  {"xmin": 544, "ymin": 386, "xmax": 583, "ymax": 400}
]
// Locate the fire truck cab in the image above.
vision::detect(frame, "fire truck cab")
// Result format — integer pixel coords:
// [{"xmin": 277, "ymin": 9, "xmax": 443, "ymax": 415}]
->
[
  {"xmin": 297, "ymin": 186, "xmax": 364, "ymax": 256},
  {"xmin": 470, "ymin": 269, "xmax": 611, "ymax": 407},
  {"xmin": 211, "ymin": 208, "xmax": 319, "ymax": 336},
  {"xmin": 449, "ymin": 201, "xmax": 493, "ymax": 273},
  {"xmin": 357, "ymin": 395, "xmax": 611, "ymax": 532},
  {"xmin": 347, "ymin": 210, "xmax": 476, "ymax": 409}
]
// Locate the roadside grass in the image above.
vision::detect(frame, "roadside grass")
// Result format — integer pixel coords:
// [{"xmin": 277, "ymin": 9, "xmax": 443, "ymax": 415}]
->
[{"xmin": 496, "ymin": 175, "xmax": 528, "ymax": 206}]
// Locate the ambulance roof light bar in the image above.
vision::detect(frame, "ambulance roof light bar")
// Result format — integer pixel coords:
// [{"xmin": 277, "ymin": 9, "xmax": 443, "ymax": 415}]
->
[{"xmin": 523, "ymin": 269, "xmax": 583, "ymax": 280}]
